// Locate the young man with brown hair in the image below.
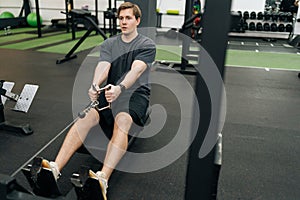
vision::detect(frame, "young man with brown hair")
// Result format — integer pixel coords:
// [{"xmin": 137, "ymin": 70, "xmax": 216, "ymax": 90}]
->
[{"xmin": 43, "ymin": 2, "xmax": 156, "ymax": 199}]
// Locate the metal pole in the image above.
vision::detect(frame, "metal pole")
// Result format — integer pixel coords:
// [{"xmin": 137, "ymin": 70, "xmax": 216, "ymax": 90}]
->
[
  {"xmin": 185, "ymin": 0, "xmax": 232, "ymax": 199},
  {"xmin": 181, "ymin": 0, "xmax": 193, "ymax": 71},
  {"xmin": 35, "ymin": 0, "xmax": 42, "ymax": 38},
  {"xmin": 95, "ymin": 0, "xmax": 99, "ymax": 25}
]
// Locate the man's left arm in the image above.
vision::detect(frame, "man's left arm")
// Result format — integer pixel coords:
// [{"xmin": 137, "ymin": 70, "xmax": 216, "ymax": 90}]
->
[
  {"xmin": 119, "ymin": 60, "xmax": 147, "ymax": 89},
  {"xmin": 104, "ymin": 60, "xmax": 147, "ymax": 102},
  {"xmin": 105, "ymin": 39, "xmax": 156, "ymax": 102}
]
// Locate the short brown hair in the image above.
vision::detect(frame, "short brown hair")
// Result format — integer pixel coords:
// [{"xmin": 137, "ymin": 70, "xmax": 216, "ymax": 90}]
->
[{"xmin": 117, "ymin": 2, "xmax": 142, "ymax": 19}]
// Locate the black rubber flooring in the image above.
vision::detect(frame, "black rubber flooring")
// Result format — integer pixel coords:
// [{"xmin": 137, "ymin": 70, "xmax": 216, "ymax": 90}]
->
[
  {"xmin": 0, "ymin": 48, "xmax": 300, "ymax": 199},
  {"xmin": 218, "ymin": 66, "xmax": 300, "ymax": 200}
]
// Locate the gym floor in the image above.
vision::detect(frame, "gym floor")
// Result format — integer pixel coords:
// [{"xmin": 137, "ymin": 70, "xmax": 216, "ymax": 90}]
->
[{"xmin": 0, "ymin": 28, "xmax": 300, "ymax": 199}]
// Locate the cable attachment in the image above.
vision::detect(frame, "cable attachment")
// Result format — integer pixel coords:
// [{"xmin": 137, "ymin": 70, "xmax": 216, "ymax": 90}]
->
[
  {"xmin": 95, "ymin": 102, "xmax": 111, "ymax": 112},
  {"xmin": 91, "ymin": 84, "xmax": 111, "ymax": 112},
  {"xmin": 90, "ymin": 100, "xmax": 100, "ymax": 108},
  {"xmin": 78, "ymin": 101, "xmax": 99, "ymax": 119},
  {"xmin": 77, "ymin": 85, "xmax": 112, "ymax": 118}
]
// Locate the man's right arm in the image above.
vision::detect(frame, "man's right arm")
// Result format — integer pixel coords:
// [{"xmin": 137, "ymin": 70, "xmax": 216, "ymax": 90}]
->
[{"xmin": 88, "ymin": 61, "xmax": 111, "ymax": 101}]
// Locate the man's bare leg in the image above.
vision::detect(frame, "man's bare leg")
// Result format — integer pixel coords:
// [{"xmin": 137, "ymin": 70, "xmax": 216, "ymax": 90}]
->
[
  {"xmin": 100, "ymin": 112, "xmax": 132, "ymax": 180},
  {"xmin": 54, "ymin": 108, "xmax": 100, "ymax": 171}
]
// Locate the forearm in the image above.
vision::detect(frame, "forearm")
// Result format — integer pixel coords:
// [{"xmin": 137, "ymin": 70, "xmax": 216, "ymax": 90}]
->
[
  {"xmin": 104, "ymin": 60, "xmax": 147, "ymax": 103},
  {"xmin": 119, "ymin": 60, "xmax": 147, "ymax": 89},
  {"xmin": 92, "ymin": 61, "xmax": 110, "ymax": 86},
  {"xmin": 88, "ymin": 61, "xmax": 110, "ymax": 101}
]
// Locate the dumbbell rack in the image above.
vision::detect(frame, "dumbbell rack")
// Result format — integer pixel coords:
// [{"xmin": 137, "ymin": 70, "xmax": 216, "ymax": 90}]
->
[{"xmin": 229, "ymin": 10, "xmax": 295, "ymax": 39}]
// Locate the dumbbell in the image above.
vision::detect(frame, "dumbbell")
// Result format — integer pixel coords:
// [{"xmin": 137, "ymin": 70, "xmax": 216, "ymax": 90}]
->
[
  {"xmin": 271, "ymin": 13, "xmax": 278, "ymax": 21},
  {"xmin": 249, "ymin": 22, "xmax": 256, "ymax": 31},
  {"xmin": 264, "ymin": 11, "xmax": 271, "ymax": 21},
  {"xmin": 242, "ymin": 22, "xmax": 248, "ymax": 30},
  {"xmin": 286, "ymin": 13, "xmax": 293, "ymax": 22},
  {"xmin": 237, "ymin": 11, "xmax": 242, "ymax": 17},
  {"xmin": 285, "ymin": 24, "xmax": 293, "ymax": 32},
  {"xmin": 257, "ymin": 12, "xmax": 263, "ymax": 20},
  {"xmin": 278, "ymin": 12, "xmax": 286, "ymax": 22},
  {"xmin": 278, "ymin": 24, "xmax": 285, "ymax": 32},
  {"xmin": 263, "ymin": 23, "xmax": 270, "ymax": 31},
  {"xmin": 256, "ymin": 22, "xmax": 263, "ymax": 31},
  {"xmin": 243, "ymin": 11, "xmax": 249, "ymax": 20},
  {"xmin": 250, "ymin": 11, "xmax": 256, "ymax": 19},
  {"xmin": 270, "ymin": 23, "xmax": 278, "ymax": 32}
]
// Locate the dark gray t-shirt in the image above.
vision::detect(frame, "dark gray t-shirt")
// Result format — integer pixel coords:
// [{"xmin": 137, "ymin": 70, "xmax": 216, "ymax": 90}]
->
[
  {"xmin": 98, "ymin": 33, "xmax": 156, "ymax": 126},
  {"xmin": 99, "ymin": 34, "xmax": 156, "ymax": 97}
]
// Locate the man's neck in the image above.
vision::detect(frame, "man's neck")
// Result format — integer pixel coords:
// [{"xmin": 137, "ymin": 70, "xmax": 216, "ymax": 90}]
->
[{"xmin": 121, "ymin": 30, "xmax": 138, "ymax": 43}]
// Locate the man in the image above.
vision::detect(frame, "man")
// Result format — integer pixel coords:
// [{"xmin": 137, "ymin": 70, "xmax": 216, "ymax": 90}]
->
[
  {"xmin": 265, "ymin": 0, "xmax": 276, "ymax": 9},
  {"xmin": 280, "ymin": 0, "xmax": 299, "ymax": 13},
  {"xmin": 42, "ymin": 2, "xmax": 156, "ymax": 199}
]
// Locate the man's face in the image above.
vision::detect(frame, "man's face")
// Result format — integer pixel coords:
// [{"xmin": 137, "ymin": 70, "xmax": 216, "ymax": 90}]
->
[{"xmin": 118, "ymin": 8, "xmax": 140, "ymax": 35}]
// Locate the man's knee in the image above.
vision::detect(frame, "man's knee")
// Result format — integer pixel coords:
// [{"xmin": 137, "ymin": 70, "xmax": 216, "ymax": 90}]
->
[
  {"xmin": 114, "ymin": 112, "xmax": 133, "ymax": 132},
  {"xmin": 77, "ymin": 108, "xmax": 100, "ymax": 128}
]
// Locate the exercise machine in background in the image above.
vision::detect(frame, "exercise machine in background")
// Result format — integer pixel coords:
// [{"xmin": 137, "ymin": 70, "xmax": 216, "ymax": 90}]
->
[
  {"xmin": 50, "ymin": 0, "xmax": 74, "ymax": 34},
  {"xmin": 0, "ymin": 0, "xmax": 31, "ymax": 30},
  {"xmin": 51, "ymin": 0, "xmax": 100, "ymax": 40},
  {"xmin": 180, "ymin": 0, "xmax": 202, "ymax": 73},
  {"xmin": 54, "ymin": 0, "xmax": 108, "ymax": 64},
  {"xmin": 103, "ymin": 0, "xmax": 119, "ymax": 36},
  {"xmin": 0, "ymin": 80, "xmax": 39, "ymax": 135},
  {"xmin": 56, "ymin": 8, "xmax": 107, "ymax": 64},
  {"xmin": 158, "ymin": 0, "xmax": 203, "ymax": 75}
]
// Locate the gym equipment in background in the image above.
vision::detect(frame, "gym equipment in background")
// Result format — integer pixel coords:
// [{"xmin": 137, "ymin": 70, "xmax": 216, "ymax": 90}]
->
[
  {"xmin": 158, "ymin": 0, "xmax": 203, "ymax": 75},
  {"xmin": 0, "ymin": 0, "xmax": 31, "ymax": 29},
  {"xmin": 26, "ymin": 12, "xmax": 43, "ymax": 27},
  {"xmin": 0, "ymin": 80, "xmax": 38, "ymax": 135},
  {"xmin": 103, "ymin": 0, "xmax": 118, "ymax": 36},
  {"xmin": 56, "ymin": 9, "xmax": 107, "ymax": 64},
  {"xmin": 52, "ymin": 0, "xmax": 100, "ymax": 40},
  {"xmin": 51, "ymin": 0, "xmax": 75, "ymax": 34},
  {"xmin": 0, "ymin": 11, "xmax": 15, "ymax": 19},
  {"xmin": 230, "ymin": 9, "xmax": 295, "ymax": 40}
]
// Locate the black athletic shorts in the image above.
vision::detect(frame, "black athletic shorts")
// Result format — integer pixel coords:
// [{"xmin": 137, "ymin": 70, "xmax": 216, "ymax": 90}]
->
[{"xmin": 97, "ymin": 91, "xmax": 149, "ymax": 129}]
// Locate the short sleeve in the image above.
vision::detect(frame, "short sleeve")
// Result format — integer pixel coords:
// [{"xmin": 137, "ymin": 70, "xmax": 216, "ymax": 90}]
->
[
  {"xmin": 135, "ymin": 40, "xmax": 156, "ymax": 65},
  {"xmin": 99, "ymin": 39, "xmax": 112, "ymax": 63}
]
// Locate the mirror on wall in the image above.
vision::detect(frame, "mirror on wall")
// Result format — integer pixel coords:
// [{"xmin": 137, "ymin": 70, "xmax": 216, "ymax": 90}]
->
[
  {"xmin": 265, "ymin": 0, "xmax": 299, "ymax": 13},
  {"xmin": 265, "ymin": 0, "xmax": 281, "ymax": 11}
]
